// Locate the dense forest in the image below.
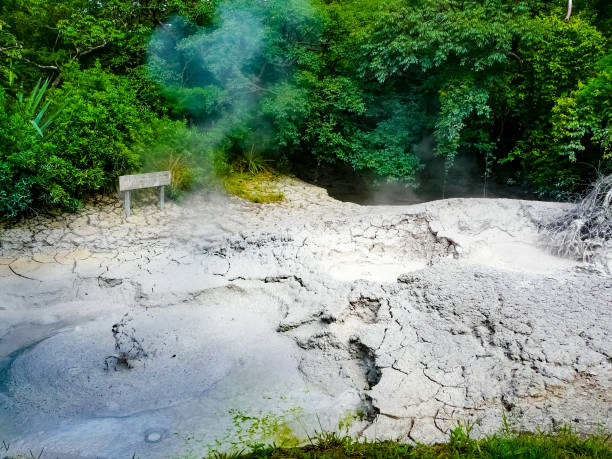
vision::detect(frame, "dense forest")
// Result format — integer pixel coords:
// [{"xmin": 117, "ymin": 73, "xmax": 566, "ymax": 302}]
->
[{"xmin": 0, "ymin": 0, "xmax": 610, "ymax": 217}]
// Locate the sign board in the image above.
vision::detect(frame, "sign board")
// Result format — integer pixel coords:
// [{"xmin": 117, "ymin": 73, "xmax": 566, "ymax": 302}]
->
[
  {"xmin": 119, "ymin": 171, "xmax": 171, "ymax": 192},
  {"xmin": 119, "ymin": 171, "xmax": 171, "ymax": 216}
]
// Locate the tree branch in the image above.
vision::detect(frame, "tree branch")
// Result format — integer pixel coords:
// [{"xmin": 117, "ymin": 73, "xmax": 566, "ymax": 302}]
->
[
  {"xmin": 509, "ymin": 52, "xmax": 523, "ymax": 66},
  {"xmin": 77, "ymin": 39, "xmax": 108, "ymax": 58},
  {"xmin": 0, "ymin": 46, "xmax": 59, "ymax": 70},
  {"xmin": 72, "ymin": 39, "xmax": 108, "ymax": 60}
]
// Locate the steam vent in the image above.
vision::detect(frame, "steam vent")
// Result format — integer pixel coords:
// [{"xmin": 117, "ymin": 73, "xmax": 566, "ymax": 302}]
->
[{"xmin": 1, "ymin": 178, "xmax": 610, "ymax": 458}]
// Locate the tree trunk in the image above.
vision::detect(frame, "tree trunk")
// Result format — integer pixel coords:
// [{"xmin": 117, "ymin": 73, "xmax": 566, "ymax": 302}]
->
[{"xmin": 564, "ymin": 0, "xmax": 573, "ymax": 22}]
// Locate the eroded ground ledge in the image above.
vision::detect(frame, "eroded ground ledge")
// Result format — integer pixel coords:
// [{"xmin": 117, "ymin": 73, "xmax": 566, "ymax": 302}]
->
[{"xmin": 0, "ymin": 178, "xmax": 610, "ymax": 458}]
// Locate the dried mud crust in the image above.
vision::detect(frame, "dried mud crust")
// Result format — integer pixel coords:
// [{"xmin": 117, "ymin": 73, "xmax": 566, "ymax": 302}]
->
[
  {"xmin": 280, "ymin": 264, "xmax": 611, "ymax": 442},
  {"xmin": 0, "ymin": 178, "xmax": 361, "ymax": 255},
  {"xmin": 0, "ymin": 178, "xmax": 610, "ymax": 458}
]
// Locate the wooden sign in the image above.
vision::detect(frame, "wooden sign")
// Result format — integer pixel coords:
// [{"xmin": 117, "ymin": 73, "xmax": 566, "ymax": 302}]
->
[
  {"xmin": 119, "ymin": 171, "xmax": 171, "ymax": 192},
  {"xmin": 119, "ymin": 171, "xmax": 171, "ymax": 217}
]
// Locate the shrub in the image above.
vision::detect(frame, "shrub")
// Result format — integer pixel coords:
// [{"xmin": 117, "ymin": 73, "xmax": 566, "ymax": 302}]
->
[
  {"xmin": 50, "ymin": 64, "xmax": 155, "ymax": 190},
  {"xmin": 0, "ymin": 65, "xmax": 165, "ymax": 218},
  {"xmin": 0, "ymin": 89, "xmax": 83, "ymax": 216}
]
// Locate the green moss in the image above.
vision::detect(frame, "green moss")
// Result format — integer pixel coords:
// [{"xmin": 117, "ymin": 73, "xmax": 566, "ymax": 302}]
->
[
  {"xmin": 222, "ymin": 171, "xmax": 284, "ymax": 204},
  {"xmin": 337, "ymin": 410, "xmax": 366, "ymax": 433}
]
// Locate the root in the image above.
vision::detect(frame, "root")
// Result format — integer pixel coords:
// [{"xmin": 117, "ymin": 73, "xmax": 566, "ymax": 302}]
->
[{"xmin": 541, "ymin": 174, "xmax": 612, "ymax": 263}]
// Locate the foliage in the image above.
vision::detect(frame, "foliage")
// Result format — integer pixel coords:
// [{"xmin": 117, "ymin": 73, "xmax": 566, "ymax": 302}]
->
[
  {"xmin": 552, "ymin": 53, "xmax": 612, "ymax": 162},
  {"xmin": 16, "ymin": 78, "xmax": 63, "ymax": 137},
  {"xmin": 501, "ymin": 13, "xmax": 609, "ymax": 195},
  {"xmin": 0, "ymin": 0, "xmax": 214, "ymax": 87},
  {"xmin": 350, "ymin": 0, "xmax": 611, "ymax": 194},
  {"xmin": 179, "ymin": 407, "xmax": 301, "ymax": 459},
  {"xmin": 0, "ymin": 66, "xmax": 159, "ymax": 217},
  {"xmin": 2, "ymin": 425, "xmax": 610, "ymax": 458},
  {"xmin": 221, "ymin": 144, "xmax": 284, "ymax": 203},
  {"xmin": 1, "ymin": 0, "xmax": 612, "ymax": 217},
  {"xmin": 232, "ymin": 146, "xmax": 269, "ymax": 176},
  {"xmin": 50, "ymin": 65, "xmax": 154, "ymax": 189},
  {"xmin": 0, "ymin": 88, "xmax": 80, "ymax": 215}
]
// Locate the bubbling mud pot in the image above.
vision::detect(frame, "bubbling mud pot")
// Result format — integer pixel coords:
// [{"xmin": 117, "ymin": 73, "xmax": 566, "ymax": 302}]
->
[{"xmin": 0, "ymin": 178, "xmax": 610, "ymax": 458}]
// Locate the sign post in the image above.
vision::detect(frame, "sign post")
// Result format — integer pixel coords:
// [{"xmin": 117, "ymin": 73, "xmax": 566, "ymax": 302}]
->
[{"xmin": 119, "ymin": 171, "xmax": 171, "ymax": 217}]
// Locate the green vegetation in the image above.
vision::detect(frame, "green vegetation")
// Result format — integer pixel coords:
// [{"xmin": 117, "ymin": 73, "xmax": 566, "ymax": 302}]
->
[
  {"xmin": 1, "ymin": 0, "xmax": 611, "ymax": 217},
  {"xmin": 2, "ymin": 425, "xmax": 611, "ymax": 458},
  {"xmin": 222, "ymin": 148, "xmax": 285, "ymax": 203},
  {"xmin": 173, "ymin": 409, "xmax": 611, "ymax": 459},
  {"xmin": 203, "ymin": 426, "xmax": 612, "ymax": 459},
  {"xmin": 222, "ymin": 172, "xmax": 285, "ymax": 204},
  {"xmin": 179, "ymin": 407, "xmax": 303, "ymax": 458}
]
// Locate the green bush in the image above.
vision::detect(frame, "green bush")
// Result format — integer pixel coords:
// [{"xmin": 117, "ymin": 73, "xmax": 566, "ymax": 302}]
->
[
  {"xmin": 0, "ymin": 65, "xmax": 160, "ymax": 218},
  {"xmin": 500, "ymin": 14, "xmax": 609, "ymax": 196},
  {"xmin": 0, "ymin": 64, "xmax": 236, "ymax": 218},
  {"xmin": 0, "ymin": 89, "xmax": 83, "ymax": 216},
  {"xmin": 0, "ymin": 95, "xmax": 40, "ymax": 216},
  {"xmin": 51, "ymin": 64, "xmax": 155, "ymax": 190}
]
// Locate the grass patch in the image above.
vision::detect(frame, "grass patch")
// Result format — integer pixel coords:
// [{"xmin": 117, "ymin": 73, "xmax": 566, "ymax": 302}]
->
[
  {"xmin": 2, "ymin": 426, "xmax": 610, "ymax": 458},
  {"xmin": 205, "ymin": 426, "xmax": 612, "ymax": 459},
  {"xmin": 222, "ymin": 171, "xmax": 284, "ymax": 204}
]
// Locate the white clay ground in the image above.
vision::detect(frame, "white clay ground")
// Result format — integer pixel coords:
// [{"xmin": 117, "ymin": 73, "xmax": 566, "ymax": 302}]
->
[{"xmin": 0, "ymin": 178, "xmax": 610, "ymax": 458}]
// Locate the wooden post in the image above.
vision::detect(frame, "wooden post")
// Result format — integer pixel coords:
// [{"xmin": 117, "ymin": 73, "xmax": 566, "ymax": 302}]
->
[
  {"xmin": 124, "ymin": 190, "xmax": 131, "ymax": 217},
  {"xmin": 159, "ymin": 186, "xmax": 165, "ymax": 210}
]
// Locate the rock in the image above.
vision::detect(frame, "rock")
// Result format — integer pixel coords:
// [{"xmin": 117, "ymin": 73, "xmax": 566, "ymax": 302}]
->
[{"xmin": 145, "ymin": 431, "xmax": 162, "ymax": 443}]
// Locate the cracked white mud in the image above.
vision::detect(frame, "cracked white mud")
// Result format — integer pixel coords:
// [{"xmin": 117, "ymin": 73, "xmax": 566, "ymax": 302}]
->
[{"xmin": 0, "ymin": 179, "xmax": 610, "ymax": 458}]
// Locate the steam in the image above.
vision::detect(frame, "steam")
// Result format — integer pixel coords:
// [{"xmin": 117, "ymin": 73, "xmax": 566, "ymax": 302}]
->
[
  {"xmin": 146, "ymin": 0, "xmax": 318, "ymax": 152},
  {"xmin": 148, "ymin": 10, "xmax": 262, "ymax": 147}
]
